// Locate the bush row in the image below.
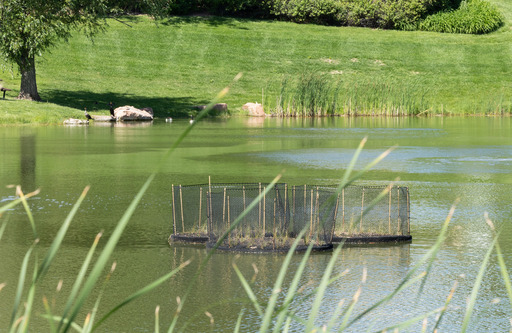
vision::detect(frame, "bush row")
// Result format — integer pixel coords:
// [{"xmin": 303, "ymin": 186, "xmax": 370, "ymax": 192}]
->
[
  {"xmin": 104, "ymin": 0, "xmax": 503, "ymax": 34},
  {"xmin": 269, "ymin": 0, "xmax": 459, "ymax": 29},
  {"xmin": 419, "ymin": 0, "xmax": 504, "ymax": 34}
]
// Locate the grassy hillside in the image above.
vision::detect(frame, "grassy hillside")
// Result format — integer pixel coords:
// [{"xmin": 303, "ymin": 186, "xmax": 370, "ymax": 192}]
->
[{"xmin": 1, "ymin": 0, "xmax": 511, "ymax": 123}]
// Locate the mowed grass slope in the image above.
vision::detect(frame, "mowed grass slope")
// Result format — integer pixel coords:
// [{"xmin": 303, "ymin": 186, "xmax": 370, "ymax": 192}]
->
[{"xmin": 1, "ymin": 0, "xmax": 511, "ymax": 123}]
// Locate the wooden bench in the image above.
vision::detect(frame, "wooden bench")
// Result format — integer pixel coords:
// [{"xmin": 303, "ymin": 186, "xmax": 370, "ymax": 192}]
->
[{"xmin": 1, "ymin": 87, "xmax": 12, "ymax": 99}]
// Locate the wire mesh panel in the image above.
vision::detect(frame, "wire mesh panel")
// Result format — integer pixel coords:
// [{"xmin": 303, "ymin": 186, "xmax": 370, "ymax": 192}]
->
[
  {"xmin": 207, "ymin": 183, "xmax": 292, "ymax": 250},
  {"xmin": 171, "ymin": 184, "xmax": 209, "ymax": 236},
  {"xmin": 287, "ymin": 185, "xmax": 337, "ymax": 245},
  {"xmin": 333, "ymin": 185, "xmax": 410, "ymax": 237}
]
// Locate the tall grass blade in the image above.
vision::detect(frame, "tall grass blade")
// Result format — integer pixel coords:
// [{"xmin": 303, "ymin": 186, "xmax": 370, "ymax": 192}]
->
[
  {"xmin": 305, "ymin": 244, "xmax": 343, "ymax": 331},
  {"xmin": 42, "ymin": 297, "xmax": 55, "ymax": 333},
  {"xmin": 232, "ymin": 263, "xmax": 263, "ymax": 317},
  {"xmin": 83, "ymin": 263, "xmax": 118, "ymax": 333},
  {"xmin": 272, "ymin": 233, "xmax": 312, "ymax": 333},
  {"xmin": 0, "ymin": 218, "xmax": 7, "ymax": 241},
  {"xmin": 234, "ymin": 309, "xmax": 245, "ymax": 333},
  {"xmin": 38, "ymin": 186, "xmax": 90, "ymax": 282},
  {"xmin": 258, "ymin": 229, "xmax": 308, "ymax": 333},
  {"xmin": 9, "ymin": 241, "xmax": 36, "ymax": 332},
  {"xmin": 432, "ymin": 280, "xmax": 458, "ymax": 332},
  {"xmin": 155, "ymin": 306, "xmax": 160, "ymax": 333},
  {"xmin": 461, "ymin": 236, "xmax": 497, "ymax": 332},
  {"xmin": 325, "ymin": 298, "xmax": 345, "ymax": 332},
  {"xmin": 18, "ymin": 260, "xmax": 38, "ymax": 333},
  {"xmin": 485, "ymin": 213, "xmax": 512, "ymax": 309},
  {"xmin": 342, "ymin": 271, "xmax": 427, "ymax": 331},
  {"xmin": 495, "ymin": 237, "xmax": 512, "ymax": 308},
  {"xmin": 377, "ymin": 307, "xmax": 443, "ymax": 332},
  {"xmin": 356, "ymin": 181, "xmax": 397, "ymax": 221},
  {"xmin": 92, "ymin": 259, "xmax": 191, "ymax": 331},
  {"xmin": 16, "ymin": 186, "xmax": 37, "ymax": 238},
  {"xmin": 338, "ymin": 146, "xmax": 396, "ymax": 191},
  {"xmin": 339, "ymin": 137, "xmax": 367, "ymax": 187},
  {"xmin": 416, "ymin": 200, "xmax": 458, "ymax": 296},
  {"xmin": 0, "ymin": 189, "xmax": 40, "ymax": 214},
  {"xmin": 58, "ymin": 232, "xmax": 103, "ymax": 331},
  {"xmin": 41, "ymin": 315, "xmax": 83, "ymax": 333}
]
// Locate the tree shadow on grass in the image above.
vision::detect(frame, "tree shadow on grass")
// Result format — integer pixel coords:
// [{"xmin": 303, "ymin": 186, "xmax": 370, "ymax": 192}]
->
[
  {"xmin": 44, "ymin": 89, "xmax": 210, "ymax": 118},
  {"xmin": 161, "ymin": 15, "xmax": 255, "ymax": 30}
]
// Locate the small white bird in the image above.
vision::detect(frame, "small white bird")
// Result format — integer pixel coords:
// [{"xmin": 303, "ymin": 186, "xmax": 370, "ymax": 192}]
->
[
  {"xmin": 189, "ymin": 116, "xmax": 194, "ymax": 124},
  {"xmin": 165, "ymin": 117, "xmax": 173, "ymax": 123}
]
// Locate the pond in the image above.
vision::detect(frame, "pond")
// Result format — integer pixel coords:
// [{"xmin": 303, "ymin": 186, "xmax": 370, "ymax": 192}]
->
[{"xmin": 0, "ymin": 116, "xmax": 511, "ymax": 332}]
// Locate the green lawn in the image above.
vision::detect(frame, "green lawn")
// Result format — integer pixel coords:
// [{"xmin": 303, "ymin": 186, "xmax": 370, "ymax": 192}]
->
[{"xmin": 1, "ymin": 0, "xmax": 512, "ymax": 124}]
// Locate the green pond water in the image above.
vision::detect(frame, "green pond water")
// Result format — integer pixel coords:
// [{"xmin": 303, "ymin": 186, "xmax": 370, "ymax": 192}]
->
[{"xmin": 0, "ymin": 117, "xmax": 511, "ymax": 332}]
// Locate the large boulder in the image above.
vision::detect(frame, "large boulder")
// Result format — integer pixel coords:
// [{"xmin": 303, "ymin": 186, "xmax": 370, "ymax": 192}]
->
[
  {"xmin": 242, "ymin": 103, "xmax": 265, "ymax": 117},
  {"xmin": 114, "ymin": 106, "xmax": 153, "ymax": 121}
]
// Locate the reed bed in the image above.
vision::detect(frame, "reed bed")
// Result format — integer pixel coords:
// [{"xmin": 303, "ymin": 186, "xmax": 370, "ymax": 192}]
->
[{"xmin": 266, "ymin": 74, "xmax": 433, "ymax": 117}]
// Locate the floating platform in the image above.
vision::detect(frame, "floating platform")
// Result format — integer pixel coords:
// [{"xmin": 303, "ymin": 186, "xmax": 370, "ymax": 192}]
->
[
  {"xmin": 169, "ymin": 183, "xmax": 411, "ymax": 253},
  {"xmin": 332, "ymin": 235, "xmax": 412, "ymax": 244},
  {"xmin": 169, "ymin": 233, "xmax": 209, "ymax": 244}
]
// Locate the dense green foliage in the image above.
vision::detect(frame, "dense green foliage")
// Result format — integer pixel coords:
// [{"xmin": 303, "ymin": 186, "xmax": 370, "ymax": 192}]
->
[
  {"xmin": 108, "ymin": 0, "xmax": 510, "ymax": 32},
  {"xmin": 420, "ymin": 0, "xmax": 504, "ymax": 34},
  {"xmin": 270, "ymin": 0, "xmax": 441, "ymax": 29}
]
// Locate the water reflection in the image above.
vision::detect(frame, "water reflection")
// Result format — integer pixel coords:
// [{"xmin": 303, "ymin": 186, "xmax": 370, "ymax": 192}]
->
[
  {"xmin": 20, "ymin": 134, "xmax": 36, "ymax": 191},
  {"xmin": 92, "ymin": 120, "xmax": 154, "ymax": 128}
]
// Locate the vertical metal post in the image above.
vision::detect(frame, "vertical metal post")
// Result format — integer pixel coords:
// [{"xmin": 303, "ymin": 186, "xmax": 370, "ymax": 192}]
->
[
  {"xmin": 179, "ymin": 185, "xmax": 184, "ymax": 233},
  {"xmin": 388, "ymin": 188, "xmax": 392, "ymax": 234},
  {"xmin": 397, "ymin": 187, "xmax": 401, "ymax": 235},
  {"xmin": 199, "ymin": 187, "xmax": 202, "ymax": 230},
  {"xmin": 315, "ymin": 187, "xmax": 320, "ymax": 242},
  {"xmin": 331, "ymin": 193, "xmax": 340, "ymax": 242},
  {"xmin": 407, "ymin": 187, "xmax": 410, "ymax": 235},
  {"xmin": 310, "ymin": 189, "xmax": 314, "ymax": 239},
  {"xmin": 171, "ymin": 184, "xmax": 176, "ymax": 235},
  {"xmin": 227, "ymin": 196, "xmax": 231, "ymax": 246},
  {"xmin": 259, "ymin": 183, "xmax": 262, "ymax": 230},
  {"xmin": 243, "ymin": 185, "xmax": 246, "ymax": 226},
  {"xmin": 223, "ymin": 187, "xmax": 226, "ymax": 227},
  {"xmin": 273, "ymin": 198, "xmax": 276, "ymax": 238},
  {"xmin": 360, "ymin": 187, "xmax": 365, "ymax": 233},
  {"xmin": 208, "ymin": 176, "xmax": 212, "ymax": 238},
  {"xmin": 284, "ymin": 183, "xmax": 288, "ymax": 231},
  {"xmin": 342, "ymin": 188, "xmax": 345, "ymax": 232},
  {"xmin": 263, "ymin": 187, "xmax": 266, "ymax": 236}
]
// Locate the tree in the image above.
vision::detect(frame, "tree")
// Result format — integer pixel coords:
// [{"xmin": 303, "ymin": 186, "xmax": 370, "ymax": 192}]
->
[{"xmin": 0, "ymin": 0, "xmax": 109, "ymax": 100}]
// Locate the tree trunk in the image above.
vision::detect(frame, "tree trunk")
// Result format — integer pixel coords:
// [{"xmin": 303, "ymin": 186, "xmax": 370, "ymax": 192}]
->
[{"xmin": 18, "ymin": 53, "xmax": 41, "ymax": 101}]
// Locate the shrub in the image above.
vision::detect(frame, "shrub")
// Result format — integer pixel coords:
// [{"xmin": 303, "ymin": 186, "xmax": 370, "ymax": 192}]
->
[
  {"xmin": 270, "ymin": 0, "xmax": 460, "ymax": 29},
  {"xmin": 419, "ymin": 0, "xmax": 504, "ymax": 34}
]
